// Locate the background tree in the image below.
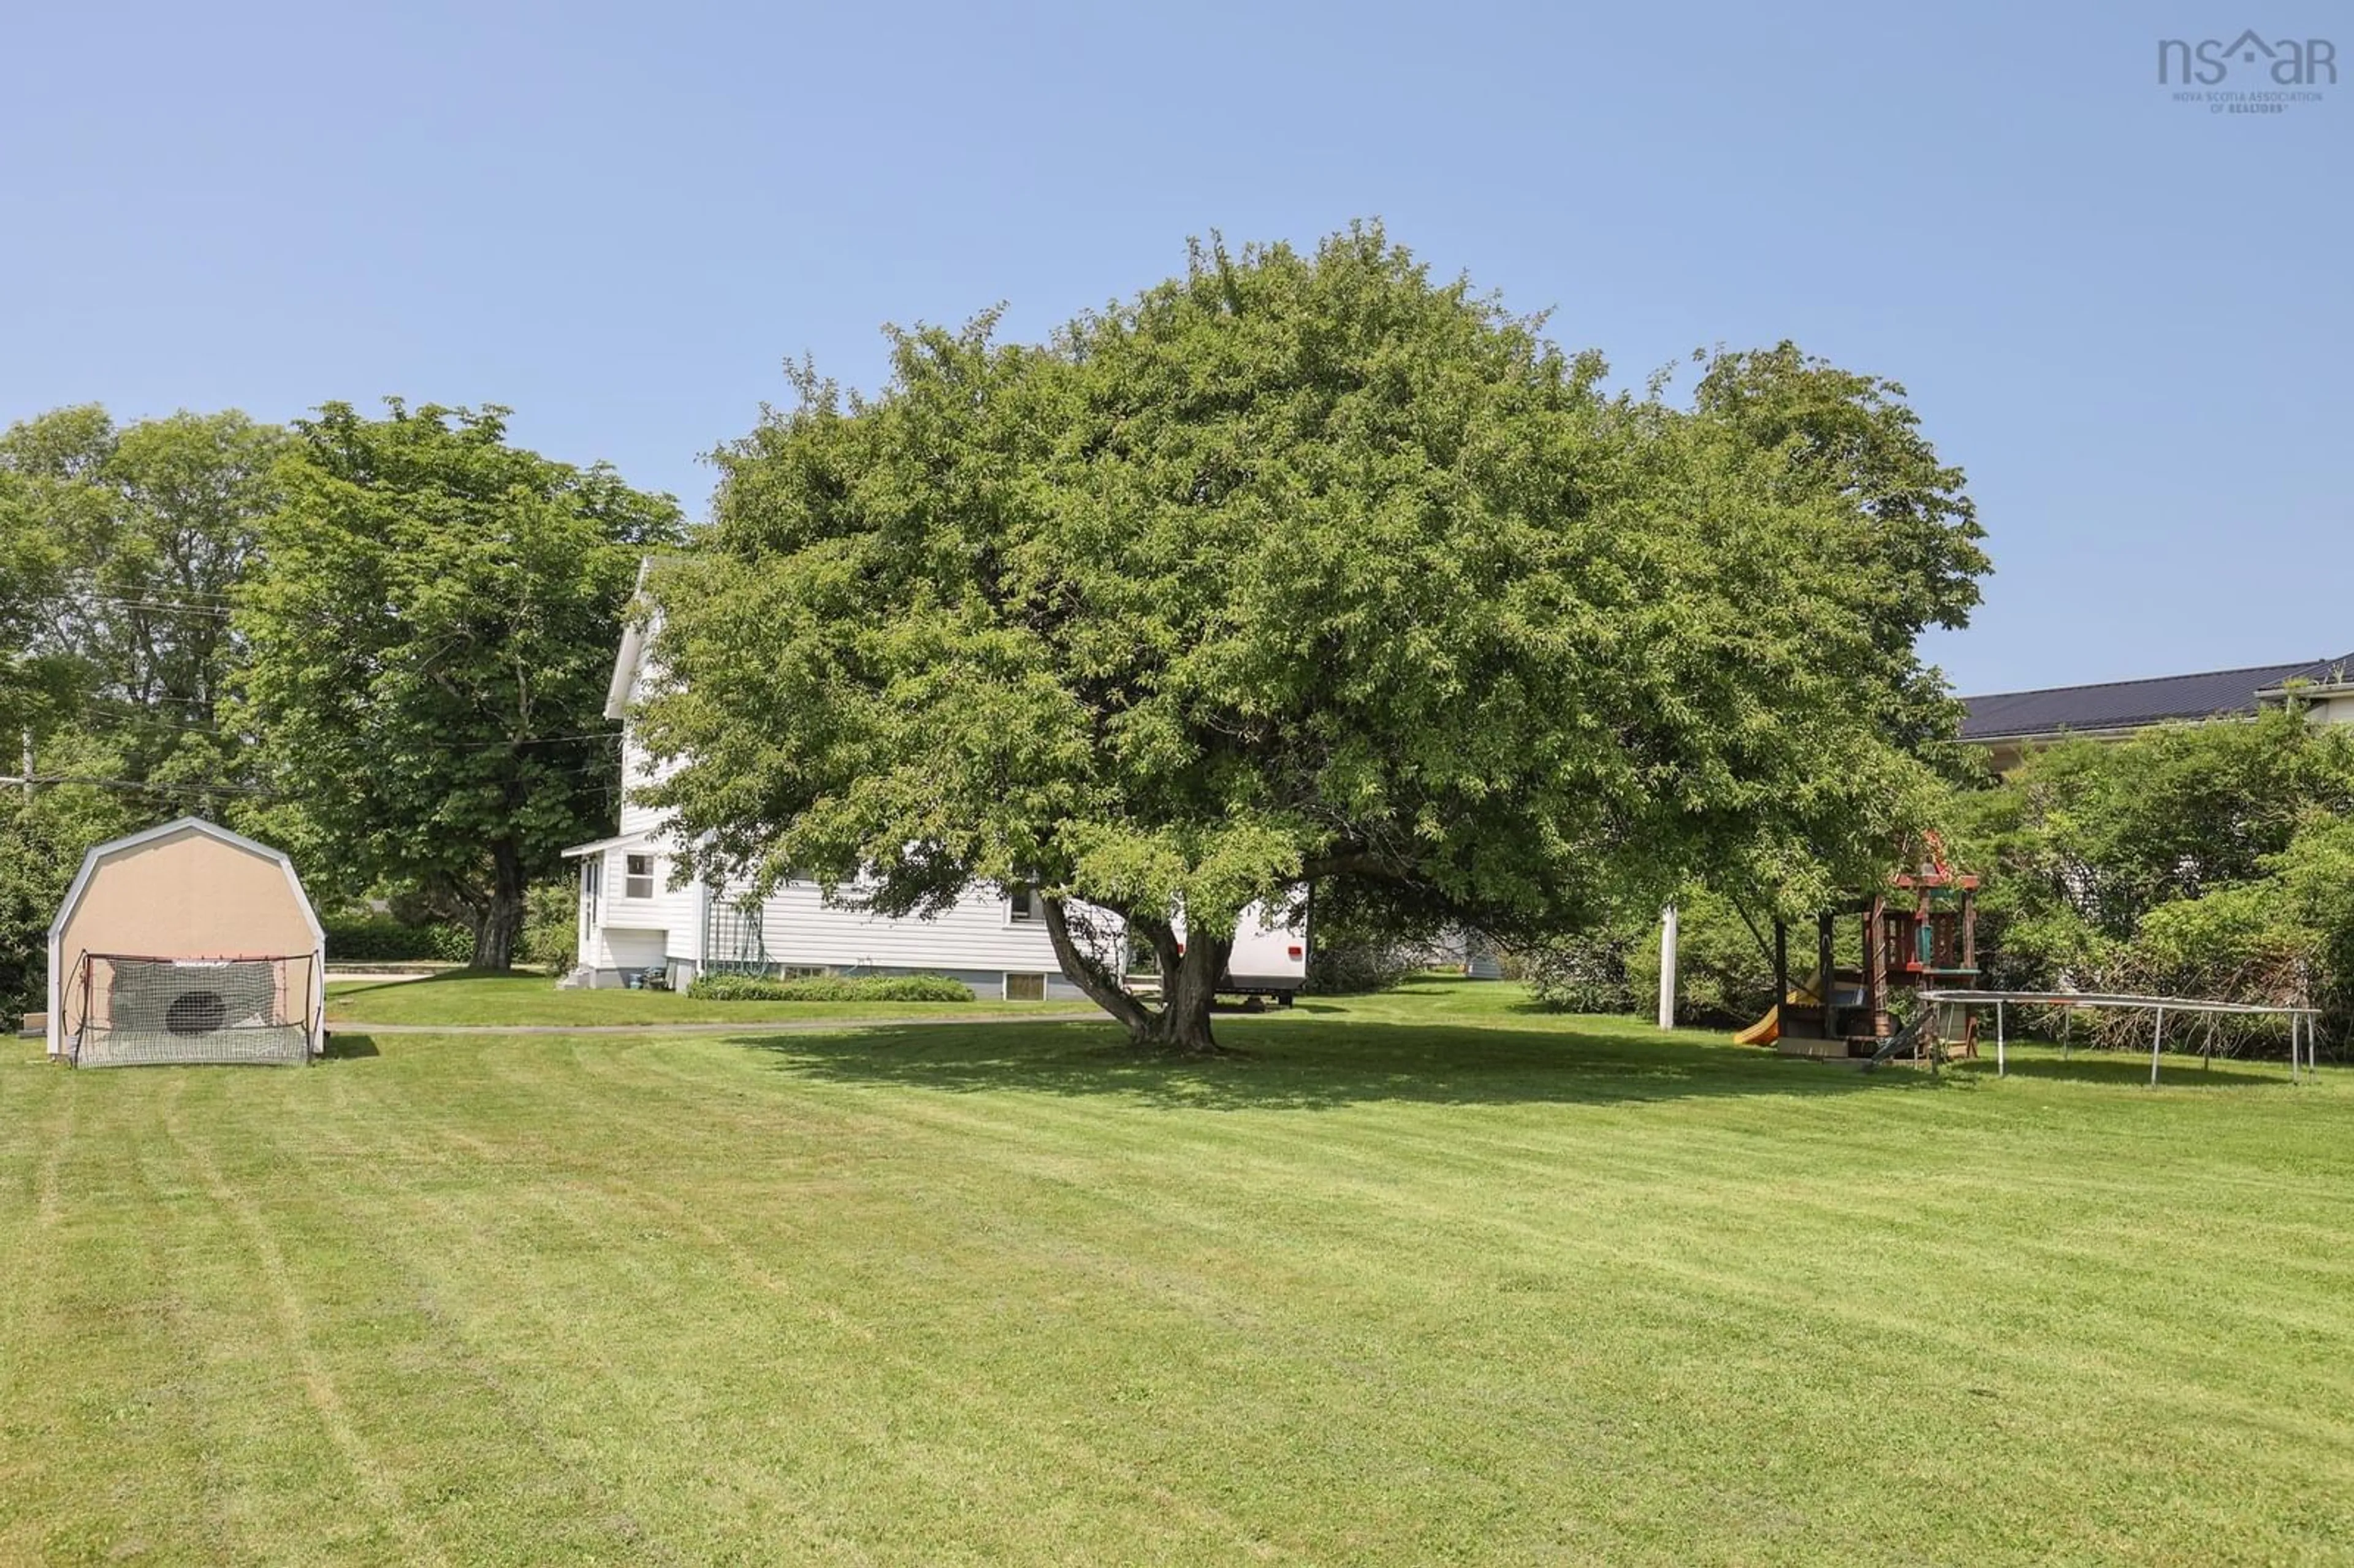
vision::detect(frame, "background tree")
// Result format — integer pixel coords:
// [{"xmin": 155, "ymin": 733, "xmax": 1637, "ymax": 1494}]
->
[
  {"xmin": 0, "ymin": 406, "xmax": 284, "ymax": 815},
  {"xmin": 1689, "ymin": 344, "xmax": 1988, "ymax": 762},
  {"xmin": 237, "ymin": 401, "xmax": 683, "ymax": 969},
  {"xmin": 0, "ymin": 739, "xmax": 135, "ymax": 1014},
  {"xmin": 636, "ymin": 225, "xmax": 1990, "ymax": 1052},
  {"xmin": 1, "ymin": 405, "xmax": 289, "ymax": 1013},
  {"xmin": 0, "ymin": 462, "xmax": 73, "ymax": 739},
  {"xmin": 1949, "ymin": 706, "xmax": 2354, "ymax": 1045}
]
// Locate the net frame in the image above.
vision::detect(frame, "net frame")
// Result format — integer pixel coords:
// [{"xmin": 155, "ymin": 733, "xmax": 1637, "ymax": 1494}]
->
[{"xmin": 69, "ymin": 951, "xmax": 321, "ymax": 1068}]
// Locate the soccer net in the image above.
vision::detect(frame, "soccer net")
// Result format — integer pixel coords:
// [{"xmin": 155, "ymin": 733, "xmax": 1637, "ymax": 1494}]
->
[{"xmin": 72, "ymin": 953, "xmax": 318, "ymax": 1068}]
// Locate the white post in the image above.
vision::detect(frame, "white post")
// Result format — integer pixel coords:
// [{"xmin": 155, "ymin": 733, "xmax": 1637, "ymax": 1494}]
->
[
  {"xmin": 2150, "ymin": 1006, "xmax": 2165, "ymax": 1087},
  {"xmin": 17, "ymin": 729, "xmax": 29, "ymax": 799},
  {"xmin": 1996, "ymin": 1001, "xmax": 2006, "ymax": 1077},
  {"xmin": 1656, "ymin": 905, "xmax": 1678, "ymax": 1030}
]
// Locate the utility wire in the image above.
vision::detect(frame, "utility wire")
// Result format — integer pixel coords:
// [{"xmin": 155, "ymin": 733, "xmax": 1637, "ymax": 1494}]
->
[
  {"xmin": 0, "ymin": 773, "xmax": 287, "ymax": 797},
  {"xmin": 53, "ymin": 595, "xmax": 238, "ymax": 619}
]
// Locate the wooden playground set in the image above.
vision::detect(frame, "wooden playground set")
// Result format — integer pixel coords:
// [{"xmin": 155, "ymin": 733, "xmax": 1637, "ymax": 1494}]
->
[{"xmin": 1732, "ymin": 837, "xmax": 1981, "ymax": 1067}]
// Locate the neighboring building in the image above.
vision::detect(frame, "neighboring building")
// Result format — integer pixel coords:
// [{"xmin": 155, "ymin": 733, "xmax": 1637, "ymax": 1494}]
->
[
  {"xmin": 1962, "ymin": 652, "xmax": 2354, "ymax": 771},
  {"xmin": 563, "ymin": 607, "xmax": 1096, "ymax": 999}
]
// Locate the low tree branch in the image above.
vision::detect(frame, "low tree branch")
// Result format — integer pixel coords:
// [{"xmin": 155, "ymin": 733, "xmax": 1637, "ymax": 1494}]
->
[{"xmin": 1042, "ymin": 896, "xmax": 1151, "ymax": 1034}]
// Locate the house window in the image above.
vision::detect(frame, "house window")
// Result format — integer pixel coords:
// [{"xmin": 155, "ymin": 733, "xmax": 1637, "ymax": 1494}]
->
[
  {"xmin": 1004, "ymin": 972, "xmax": 1047, "ymax": 1002},
  {"xmin": 625, "ymin": 853, "xmax": 655, "ymax": 900},
  {"xmin": 1007, "ymin": 881, "xmax": 1045, "ymax": 924}
]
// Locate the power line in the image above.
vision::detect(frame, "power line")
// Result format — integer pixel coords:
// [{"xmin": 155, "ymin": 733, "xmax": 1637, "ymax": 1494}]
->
[
  {"xmin": 53, "ymin": 595, "xmax": 237, "ymax": 619},
  {"xmin": 0, "ymin": 772, "xmax": 286, "ymax": 798},
  {"xmin": 70, "ymin": 707, "xmax": 234, "ymax": 737},
  {"xmin": 51, "ymin": 701, "xmax": 618, "ymax": 750}
]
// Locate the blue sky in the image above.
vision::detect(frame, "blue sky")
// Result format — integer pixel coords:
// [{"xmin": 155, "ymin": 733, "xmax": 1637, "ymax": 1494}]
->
[{"xmin": 3, "ymin": 0, "xmax": 2344, "ymax": 694}]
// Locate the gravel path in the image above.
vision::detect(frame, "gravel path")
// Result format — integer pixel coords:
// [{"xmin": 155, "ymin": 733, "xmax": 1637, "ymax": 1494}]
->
[{"xmin": 327, "ymin": 1010, "xmax": 1105, "ymax": 1037}]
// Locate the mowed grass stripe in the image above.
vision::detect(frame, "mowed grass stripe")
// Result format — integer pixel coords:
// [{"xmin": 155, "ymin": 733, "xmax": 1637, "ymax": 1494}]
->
[
  {"xmin": 306, "ymin": 1031, "xmax": 1309, "ymax": 1553},
  {"xmin": 424, "ymin": 1012, "xmax": 2354, "ymax": 1553},
  {"xmin": 303, "ymin": 1035, "xmax": 1301, "ymax": 1563},
  {"xmin": 444, "ymin": 1021, "xmax": 2354, "ymax": 1460},
  {"xmin": 6, "ymin": 982, "xmax": 2353, "ymax": 1564}
]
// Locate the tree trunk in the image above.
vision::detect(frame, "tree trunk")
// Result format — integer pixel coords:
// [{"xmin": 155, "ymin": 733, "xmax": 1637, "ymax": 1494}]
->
[
  {"xmin": 1142, "ymin": 932, "xmax": 1229, "ymax": 1054},
  {"xmin": 1041, "ymin": 896, "xmax": 1151, "ymax": 1034},
  {"xmin": 472, "ymin": 843, "xmax": 526, "ymax": 971},
  {"xmin": 1040, "ymin": 896, "xmax": 1228, "ymax": 1054}
]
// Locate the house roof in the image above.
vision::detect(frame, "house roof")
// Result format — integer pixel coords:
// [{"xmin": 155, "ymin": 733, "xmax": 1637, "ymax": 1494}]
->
[
  {"xmin": 604, "ymin": 558, "xmax": 655, "ymax": 721},
  {"xmin": 561, "ymin": 830, "xmax": 653, "ymax": 859},
  {"xmin": 1960, "ymin": 655, "xmax": 2350, "ymax": 742}
]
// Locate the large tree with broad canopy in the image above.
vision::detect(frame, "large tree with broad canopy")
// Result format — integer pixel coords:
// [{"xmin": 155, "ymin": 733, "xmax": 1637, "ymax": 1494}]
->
[
  {"xmin": 238, "ymin": 402, "xmax": 684, "ymax": 969},
  {"xmin": 635, "ymin": 225, "xmax": 1987, "ymax": 1051}
]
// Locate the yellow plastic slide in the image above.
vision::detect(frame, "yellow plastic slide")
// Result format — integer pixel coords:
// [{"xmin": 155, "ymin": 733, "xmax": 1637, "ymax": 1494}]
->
[{"xmin": 1733, "ymin": 972, "xmax": 1826, "ymax": 1046}]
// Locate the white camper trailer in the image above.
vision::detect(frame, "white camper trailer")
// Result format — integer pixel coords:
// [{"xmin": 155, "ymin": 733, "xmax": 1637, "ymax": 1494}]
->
[{"xmin": 1168, "ymin": 896, "xmax": 1310, "ymax": 1005}]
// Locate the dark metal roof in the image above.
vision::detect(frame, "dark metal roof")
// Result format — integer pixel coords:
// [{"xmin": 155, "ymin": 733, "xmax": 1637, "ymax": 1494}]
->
[{"xmin": 1960, "ymin": 656, "xmax": 2346, "ymax": 742}]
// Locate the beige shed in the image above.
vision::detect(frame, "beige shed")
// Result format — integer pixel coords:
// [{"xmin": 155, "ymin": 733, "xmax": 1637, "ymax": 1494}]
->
[{"xmin": 47, "ymin": 817, "xmax": 325, "ymax": 1067}]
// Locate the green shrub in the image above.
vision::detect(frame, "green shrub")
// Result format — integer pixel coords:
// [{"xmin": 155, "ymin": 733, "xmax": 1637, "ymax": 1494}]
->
[
  {"xmin": 519, "ymin": 881, "xmax": 577, "ymax": 970},
  {"xmin": 323, "ymin": 913, "xmax": 473, "ymax": 963},
  {"xmin": 1520, "ymin": 934, "xmax": 1636, "ymax": 1014},
  {"xmin": 686, "ymin": 972, "xmax": 976, "ymax": 1003},
  {"xmin": 1304, "ymin": 943, "xmax": 1420, "ymax": 995},
  {"xmin": 1621, "ymin": 892, "xmax": 1785, "ymax": 1027}
]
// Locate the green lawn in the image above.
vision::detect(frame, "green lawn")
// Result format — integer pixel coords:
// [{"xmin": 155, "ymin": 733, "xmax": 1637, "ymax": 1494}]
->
[
  {"xmin": 325, "ymin": 970, "xmax": 1089, "ymax": 1026},
  {"xmin": 4, "ymin": 982, "xmax": 2350, "ymax": 1564}
]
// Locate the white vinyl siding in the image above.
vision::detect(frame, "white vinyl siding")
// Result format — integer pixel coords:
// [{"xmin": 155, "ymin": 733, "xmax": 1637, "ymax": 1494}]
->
[
  {"xmin": 587, "ymin": 842, "xmax": 702, "ymax": 972},
  {"xmin": 733, "ymin": 877, "xmax": 1076, "ymax": 975},
  {"xmin": 583, "ymin": 644, "xmax": 1102, "ymax": 988},
  {"xmin": 617, "ymin": 725, "xmax": 679, "ymax": 838}
]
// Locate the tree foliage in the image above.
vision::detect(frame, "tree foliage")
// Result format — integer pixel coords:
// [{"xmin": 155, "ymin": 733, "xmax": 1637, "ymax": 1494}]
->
[
  {"xmin": 0, "ymin": 406, "xmax": 284, "ymax": 812},
  {"xmin": 629, "ymin": 226, "xmax": 1987, "ymax": 1049},
  {"xmin": 1, "ymin": 405, "xmax": 295, "ymax": 1012},
  {"xmin": 0, "ymin": 462, "xmax": 72, "ymax": 737},
  {"xmin": 1950, "ymin": 707, "xmax": 2354, "ymax": 1048},
  {"xmin": 237, "ymin": 402, "xmax": 683, "ymax": 969},
  {"xmin": 0, "ymin": 733, "xmax": 137, "ymax": 1015}
]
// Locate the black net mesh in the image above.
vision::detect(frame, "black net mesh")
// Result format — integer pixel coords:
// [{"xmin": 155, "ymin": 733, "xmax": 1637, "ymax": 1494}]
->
[{"xmin": 73, "ymin": 955, "xmax": 315, "ymax": 1068}]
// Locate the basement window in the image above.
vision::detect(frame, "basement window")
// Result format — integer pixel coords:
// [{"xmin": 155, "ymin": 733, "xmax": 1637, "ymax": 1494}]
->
[
  {"xmin": 1004, "ymin": 972, "xmax": 1047, "ymax": 1002},
  {"xmin": 625, "ymin": 853, "xmax": 655, "ymax": 900}
]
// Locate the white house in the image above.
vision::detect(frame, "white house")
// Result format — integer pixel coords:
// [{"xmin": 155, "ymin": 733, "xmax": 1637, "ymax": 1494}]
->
[{"xmin": 562, "ymin": 603, "xmax": 1101, "ymax": 999}]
